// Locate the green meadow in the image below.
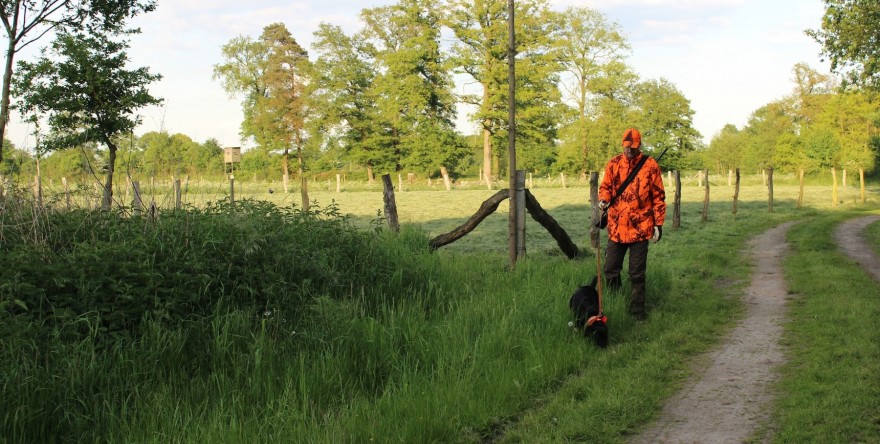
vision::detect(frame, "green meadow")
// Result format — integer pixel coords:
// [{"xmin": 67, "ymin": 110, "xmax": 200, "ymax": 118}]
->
[{"xmin": 1, "ymin": 173, "xmax": 878, "ymax": 443}]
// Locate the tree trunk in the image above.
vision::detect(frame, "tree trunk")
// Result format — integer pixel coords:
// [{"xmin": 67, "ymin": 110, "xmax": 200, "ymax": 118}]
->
[
  {"xmin": 102, "ymin": 146, "xmax": 117, "ymax": 210},
  {"xmin": 482, "ymin": 84, "xmax": 492, "ymax": 189},
  {"xmin": 0, "ymin": 39, "xmax": 16, "ymax": 163},
  {"xmin": 767, "ymin": 167, "xmax": 774, "ymax": 213},
  {"xmin": 429, "ymin": 189, "xmax": 509, "ymax": 250},
  {"xmin": 523, "ymin": 189, "xmax": 579, "ymax": 259},
  {"xmin": 367, "ymin": 165, "xmax": 375, "ymax": 183}
]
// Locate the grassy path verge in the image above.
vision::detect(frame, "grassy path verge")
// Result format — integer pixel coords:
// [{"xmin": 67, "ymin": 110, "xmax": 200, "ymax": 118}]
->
[{"xmin": 770, "ymin": 212, "xmax": 880, "ymax": 442}]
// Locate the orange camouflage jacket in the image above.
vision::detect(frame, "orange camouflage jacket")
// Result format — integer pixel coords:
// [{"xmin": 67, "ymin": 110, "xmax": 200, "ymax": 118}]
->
[{"xmin": 598, "ymin": 152, "xmax": 666, "ymax": 243}]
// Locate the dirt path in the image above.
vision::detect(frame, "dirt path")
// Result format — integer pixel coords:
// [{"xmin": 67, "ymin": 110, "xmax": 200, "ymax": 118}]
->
[
  {"xmin": 630, "ymin": 222, "xmax": 797, "ymax": 444},
  {"xmin": 629, "ymin": 216, "xmax": 880, "ymax": 443},
  {"xmin": 834, "ymin": 215, "xmax": 880, "ymax": 282}
]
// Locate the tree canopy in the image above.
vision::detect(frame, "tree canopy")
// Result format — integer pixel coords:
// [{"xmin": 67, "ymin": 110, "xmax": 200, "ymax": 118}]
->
[
  {"xmin": 808, "ymin": 0, "xmax": 880, "ymax": 91},
  {"xmin": 13, "ymin": 29, "xmax": 162, "ymax": 208}
]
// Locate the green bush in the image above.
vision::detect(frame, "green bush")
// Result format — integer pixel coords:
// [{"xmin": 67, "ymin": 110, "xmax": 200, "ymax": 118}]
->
[{"xmin": 0, "ymin": 197, "xmax": 435, "ymax": 344}]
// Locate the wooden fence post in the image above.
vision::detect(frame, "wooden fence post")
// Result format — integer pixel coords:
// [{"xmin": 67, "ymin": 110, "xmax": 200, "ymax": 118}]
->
[
  {"xmin": 229, "ymin": 175, "xmax": 235, "ymax": 204},
  {"xmin": 132, "ymin": 181, "xmax": 143, "ymax": 215},
  {"xmin": 516, "ymin": 170, "xmax": 526, "ymax": 259},
  {"xmin": 831, "ymin": 167, "xmax": 839, "ymax": 208},
  {"xmin": 560, "ymin": 172, "xmax": 566, "ymax": 189},
  {"xmin": 174, "ymin": 179, "xmax": 182, "ymax": 209},
  {"xmin": 767, "ymin": 167, "xmax": 774, "ymax": 213},
  {"xmin": 336, "ymin": 174, "xmax": 342, "ymax": 193},
  {"xmin": 62, "ymin": 177, "xmax": 71, "ymax": 211},
  {"xmin": 382, "ymin": 174, "xmax": 400, "ymax": 232},
  {"xmin": 733, "ymin": 168, "xmax": 741, "ymax": 215},
  {"xmin": 859, "ymin": 168, "xmax": 866, "ymax": 204},
  {"xmin": 701, "ymin": 169, "xmax": 710, "ymax": 222},
  {"xmin": 301, "ymin": 177, "xmax": 310, "ymax": 211},
  {"xmin": 673, "ymin": 170, "xmax": 681, "ymax": 229},
  {"xmin": 797, "ymin": 168, "xmax": 804, "ymax": 209},
  {"xmin": 589, "ymin": 171, "xmax": 600, "ymax": 249}
]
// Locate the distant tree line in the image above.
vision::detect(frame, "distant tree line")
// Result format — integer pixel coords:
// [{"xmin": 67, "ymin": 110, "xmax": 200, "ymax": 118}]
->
[{"xmin": 1, "ymin": 0, "xmax": 878, "ymax": 189}]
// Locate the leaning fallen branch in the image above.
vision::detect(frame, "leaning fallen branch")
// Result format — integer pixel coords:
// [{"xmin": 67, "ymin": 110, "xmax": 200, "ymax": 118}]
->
[{"xmin": 428, "ymin": 189, "xmax": 580, "ymax": 259}]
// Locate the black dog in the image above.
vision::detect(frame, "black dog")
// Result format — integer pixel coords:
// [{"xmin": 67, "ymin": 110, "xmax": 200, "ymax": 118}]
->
[{"xmin": 569, "ymin": 276, "xmax": 608, "ymax": 348}]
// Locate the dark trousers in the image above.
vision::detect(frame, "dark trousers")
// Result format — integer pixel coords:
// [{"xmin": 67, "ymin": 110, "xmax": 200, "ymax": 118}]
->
[{"xmin": 603, "ymin": 239, "xmax": 649, "ymax": 316}]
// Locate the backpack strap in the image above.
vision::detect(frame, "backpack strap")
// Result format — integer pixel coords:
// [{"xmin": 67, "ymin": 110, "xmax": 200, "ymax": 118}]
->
[{"xmin": 608, "ymin": 154, "xmax": 649, "ymax": 206}]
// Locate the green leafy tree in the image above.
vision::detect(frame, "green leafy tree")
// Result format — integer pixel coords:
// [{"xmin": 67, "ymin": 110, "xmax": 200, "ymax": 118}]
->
[
  {"xmin": 707, "ymin": 124, "xmax": 746, "ymax": 173},
  {"xmin": 808, "ymin": 0, "xmax": 880, "ymax": 91},
  {"xmin": 310, "ymin": 23, "xmax": 386, "ymax": 181},
  {"xmin": 576, "ymin": 62, "xmax": 640, "ymax": 172},
  {"xmin": 633, "ymin": 78, "xmax": 702, "ymax": 170},
  {"xmin": 258, "ymin": 24, "xmax": 311, "ymax": 187},
  {"xmin": 214, "ymin": 23, "xmax": 312, "ymax": 202},
  {"xmin": 445, "ymin": 0, "xmax": 562, "ymax": 182},
  {"xmin": 13, "ymin": 29, "xmax": 162, "ymax": 209},
  {"xmin": 739, "ymin": 101, "xmax": 796, "ymax": 173},
  {"xmin": 0, "ymin": 138, "xmax": 33, "ymax": 180},
  {"xmin": 554, "ymin": 6, "xmax": 628, "ymax": 176},
  {"xmin": 0, "ymin": 0, "xmax": 156, "ymax": 162},
  {"xmin": 361, "ymin": 0, "xmax": 468, "ymax": 185}
]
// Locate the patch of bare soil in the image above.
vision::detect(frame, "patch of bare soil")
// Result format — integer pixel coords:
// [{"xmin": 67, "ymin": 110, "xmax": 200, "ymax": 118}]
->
[
  {"xmin": 629, "ymin": 222, "xmax": 797, "ymax": 444},
  {"xmin": 834, "ymin": 215, "xmax": 880, "ymax": 282}
]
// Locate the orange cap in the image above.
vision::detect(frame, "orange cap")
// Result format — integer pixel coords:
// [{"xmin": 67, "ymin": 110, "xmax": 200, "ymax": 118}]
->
[{"xmin": 622, "ymin": 128, "xmax": 641, "ymax": 149}]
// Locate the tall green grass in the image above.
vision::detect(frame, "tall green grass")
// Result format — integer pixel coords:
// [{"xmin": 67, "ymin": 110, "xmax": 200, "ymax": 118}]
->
[
  {"xmin": 1, "ymin": 181, "xmax": 879, "ymax": 442},
  {"xmin": 770, "ymin": 212, "xmax": 880, "ymax": 443}
]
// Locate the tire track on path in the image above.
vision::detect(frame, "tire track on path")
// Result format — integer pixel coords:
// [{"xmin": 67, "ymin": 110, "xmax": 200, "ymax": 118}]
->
[
  {"xmin": 834, "ymin": 215, "xmax": 880, "ymax": 282},
  {"xmin": 629, "ymin": 221, "xmax": 797, "ymax": 444}
]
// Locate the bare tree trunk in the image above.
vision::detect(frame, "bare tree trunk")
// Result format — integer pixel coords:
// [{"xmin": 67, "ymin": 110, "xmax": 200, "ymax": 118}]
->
[
  {"xmin": 0, "ymin": 39, "xmax": 16, "ymax": 163},
  {"xmin": 282, "ymin": 148, "xmax": 290, "ymax": 193},
  {"xmin": 429, "ymin": 189, "xmax": 508, "ymax": 250},
  {"xmin": 482, "ymin": 85, "xmax": 493, "ymax": 189},
  {"xmin": 102, "ymin": 147, "xmax": 117, "ymax": 210}
]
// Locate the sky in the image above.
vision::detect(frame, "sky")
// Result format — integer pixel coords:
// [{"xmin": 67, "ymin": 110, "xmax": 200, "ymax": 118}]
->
[{"xmin": 4, "ymin": 0, "xmax": 830, "ymax": 152}]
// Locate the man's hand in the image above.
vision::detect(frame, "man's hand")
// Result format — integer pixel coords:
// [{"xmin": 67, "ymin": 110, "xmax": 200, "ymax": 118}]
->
[
  {"xmin": 598, "ymin": 200, "xmax": 609, "ymax": 211},
  {"xmin": 652, "ymin": 226, "xmax": 662, "ymax": 243}
]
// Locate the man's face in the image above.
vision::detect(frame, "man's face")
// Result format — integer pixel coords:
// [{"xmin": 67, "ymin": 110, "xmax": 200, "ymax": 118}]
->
[{"xmin": 624, "ymin": 147, "xmax": 639, "ymax": 159}]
